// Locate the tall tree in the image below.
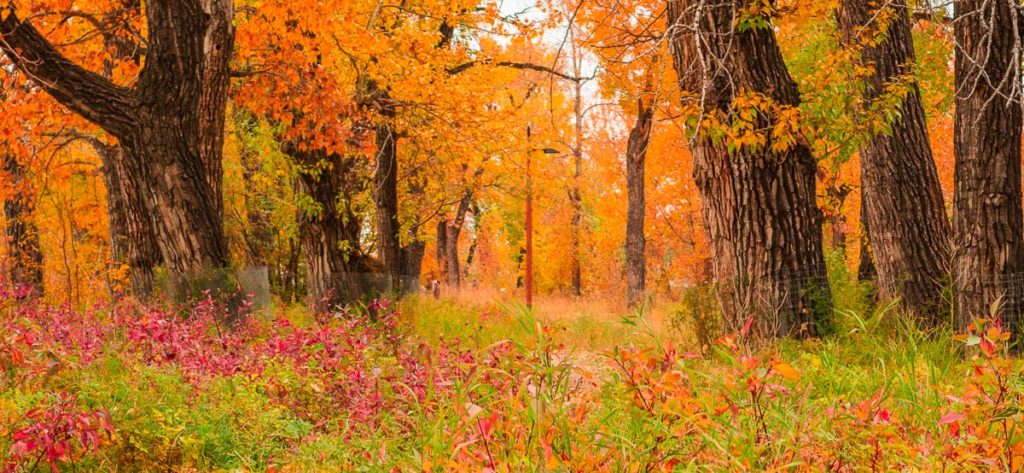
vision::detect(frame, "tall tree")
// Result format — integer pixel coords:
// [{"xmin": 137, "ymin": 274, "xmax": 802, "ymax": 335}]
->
[
  {"xmin": 667, "ymin": 0, "xmax": 832, "ymax": 337},
  {"xmin": 952, "ymin": 0, "xmax": 1024, "ymax": 329},
  {"xmin": 836, "ymin": 0, "xmax": 950, "ymax": 320},
  {"xmin": 625, "ymin": 99, "xmax": 655, "ymax": 307},
  {"xmin": 286, "ymin": 145, "xmax": 375, "ymax": 311},
  {"xmin": 2, "ymin": 153, "xmax": 43, "ymax": 292},
  {"xmin": 0, "ymin": 2, "xmax": 234, "ymax": 297}
]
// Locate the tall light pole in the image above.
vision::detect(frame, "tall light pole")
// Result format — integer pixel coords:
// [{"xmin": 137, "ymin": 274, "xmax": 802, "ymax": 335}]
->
[{"xmin": 525, "ymin": 145, "xmax": 561, "ymax": 309}]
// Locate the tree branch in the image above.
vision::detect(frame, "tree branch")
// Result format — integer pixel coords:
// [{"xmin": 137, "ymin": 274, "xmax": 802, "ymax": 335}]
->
[
  {"xmin": 447, "ymin": 59, "xmax": 587, "ymax": 82},
  {"xmin": 0, "ymin": 9, "xmax": 136, "ymax": 137}
]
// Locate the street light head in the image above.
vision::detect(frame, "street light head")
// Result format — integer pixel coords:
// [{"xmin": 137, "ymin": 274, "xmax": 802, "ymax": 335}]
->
[{"xmin": 541, "ymin": 148, "xmax": 560, "ymax": 155}]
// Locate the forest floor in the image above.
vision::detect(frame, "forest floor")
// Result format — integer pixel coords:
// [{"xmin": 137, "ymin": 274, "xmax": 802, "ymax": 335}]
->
[{"xmin": 2, "ymin": 288, "xmax": 1023, "ymax": 471}]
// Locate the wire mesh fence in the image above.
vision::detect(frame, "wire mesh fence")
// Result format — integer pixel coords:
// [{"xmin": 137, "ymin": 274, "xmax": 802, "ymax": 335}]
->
[
  {"xmin": 954, "ymin": 273, "xmax": 1024, "ymax": 332},
  {"xmin": 715, "ymin": 267, "xmax": 832, "ymax": 338}
]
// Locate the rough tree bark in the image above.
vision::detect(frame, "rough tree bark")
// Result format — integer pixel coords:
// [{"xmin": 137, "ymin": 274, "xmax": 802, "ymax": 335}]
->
[
  {"xmin": 92, "ymin": 142, "xmax": 160, "ymax": 297},
  {"xmin": 625, "ymin": 98, "xmax": 655, "ymax": 307},
  {"xmin": 199, "ymin": 0, "xmax": 235, "ymax": 221},
  {"xmin": 952, "ymin": 0, "xmax": 1024, "ymax": 330},
  {"xmin": 286, "ymin": 145, "xmax": 374, "ymax": 311},
  {"xmin": 667, "ymin": 0, "xmax": 832, "ymax": 338},
  {"xmin": 857, "ymin": 193, "xmax": 877, "ymax": 283},
  {"xmin": 0, "ymin": 3, "xmax": 233, "ymax": 298},
  {"xmin": 837, "ymin": 0, "xmax": 950, "ymax": 321},
  {"xmin": 2, "ymin": 153, "xmax": 43, "ymax": 292}
]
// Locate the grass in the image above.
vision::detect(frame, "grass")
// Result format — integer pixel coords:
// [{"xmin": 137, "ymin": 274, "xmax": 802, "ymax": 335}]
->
[{"xmin": 2, "ymin": 282, "xmax": 1023, "ymax": 471}]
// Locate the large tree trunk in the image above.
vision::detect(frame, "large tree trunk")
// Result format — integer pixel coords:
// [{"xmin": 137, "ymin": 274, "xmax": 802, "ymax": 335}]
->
[
  {"xmin": 287, "ymin": 145, "xmax": 372, "ymax": 311},
  {"xmin": 625, "ymin": 98, "xmax": 655, "ymax": 307},
  {"xmin": 837, "ymin": 0, "xmax": 950, "ymax": 322},
  {"xmin": 1, "ymin": 3, "xmax": 233, "ymax": 299},
  {"xmin": 667, "ymin": 0, "xmax": 832, "ymax": 338},
  {"xmin": 2, "ymin": 153, "xmax": 43, "ymax": 293},
  {"xmin": 952, "ymin": 0, "xmax": 1024, "ymax": 331}
]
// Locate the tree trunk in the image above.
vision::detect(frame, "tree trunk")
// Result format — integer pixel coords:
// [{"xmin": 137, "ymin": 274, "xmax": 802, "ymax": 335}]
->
[
  {"xmin": 625, "ymin": 98, "xmax": 655, "ymax": 307},
  {"xmin": 287, "ymin": 145, "xmax": 372, "ymax": 311},
  {"xmin": 444, "ymin": 187, "xmax": 478, "ymax": 288},
  {"xmin": 952, "ymin": 0, "xmax": 1024, "ymax": 330},
  {"xmin": 837, "ymin": 0, "xmax": 950, "ymax": 321},
  {"xmin": 2, "ymin": 153, "xmax": 43, "ymax": 293},
  {"xmin": 1, "ymin": 4, "xmax": 233, "ymax": 299},
  {"xmin": 199, "ymin": 0, "xmax": 235, "ymax": 220},
  {"xmin": 857, "ymin": 193, "xmax": 877, "ymax": 283},
  {"xmin": 373, "ymin": 121, "xmax": 402, "ymax": 292},
  {"xmin": 401, "ymin": 240, "xmax": 426, "ymax": 292},
  {"xmin": 93, "ymin": 142, "xmax": 160, "ymax": 297},
  {"xmin": 667, "ymin": 0, "xmax": 832, "ymax": 338},
  {"xmin": 436, "ymin": 219, "xmax": 448, "ymax": 281},
  {"xmin": 570, "ymin": 80, "xmax": 584, "ymax": 297},
  {"xmin": 398, "ymin": 173, "xmax": 428, "ymax": 292}
]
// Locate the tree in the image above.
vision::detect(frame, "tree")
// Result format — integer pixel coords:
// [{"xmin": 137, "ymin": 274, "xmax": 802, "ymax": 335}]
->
[
  {"xmin": 0, "ymin": 2, "xmax": 234, "ymax": 297},
  {"xmin": 667, "ymin": 0, "xmax": 832, "ymax": 337},
  {"xmin": 286, "ymin": 145, "xmax": 375, "ymax": 310},
  {"xmin": 2, "ymin": 152, "xmax": 43, "ymax": 292},
  {"xmin": 952, "ymin": 0, "xmax": 1024, "ymax": 330},
  {"xmin": 625, "ymin": 99, "xmax": 655, "ymax": 307},
  {"xmin": 836, "ymin": 0, "xmax": 950, "ymax": 320}
]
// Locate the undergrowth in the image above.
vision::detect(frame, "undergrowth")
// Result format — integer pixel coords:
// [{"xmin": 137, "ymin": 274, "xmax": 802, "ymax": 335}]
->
[{"xmin": 1, "ymin": 285, "xmax": 1022, "ymax": 471}]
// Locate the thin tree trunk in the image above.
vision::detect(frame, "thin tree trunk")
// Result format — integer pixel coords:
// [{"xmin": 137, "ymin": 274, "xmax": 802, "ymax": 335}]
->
[
  {"xmin": 436, "ymin": 220, "xmax": 448, "ymax": 282},
  {"xmin": 837, "ymin": 0, "xmax": 950, "ymax": 321},
  {"xmin": 667, "ymin": 0, "xmax": 832, "ymax": 338},
  {"xmin": 2, "ymin": 153, "xmax": 43, "ymax": 293},
  {"xmin": 952, "ymin": 0, "xmax": 1024, "ymax": 330},
  {"xmin": 570, "ymin": 76, "xmax": 584, "ymax": 297},
  {"xmin": 625, "ymin": 98, "xmax": 655, "ymax": 307}
]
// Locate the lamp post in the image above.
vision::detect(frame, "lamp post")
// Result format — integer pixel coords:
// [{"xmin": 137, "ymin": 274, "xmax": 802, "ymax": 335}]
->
[{"xmin": 525, "ymin": 146, "xmax": 561, "ymax": 309}]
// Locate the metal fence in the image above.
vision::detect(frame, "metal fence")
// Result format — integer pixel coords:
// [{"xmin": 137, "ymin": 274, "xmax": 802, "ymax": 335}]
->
[{"xmin": 716, "ymin": 267, "xmax": 832, "ymax": 338}]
